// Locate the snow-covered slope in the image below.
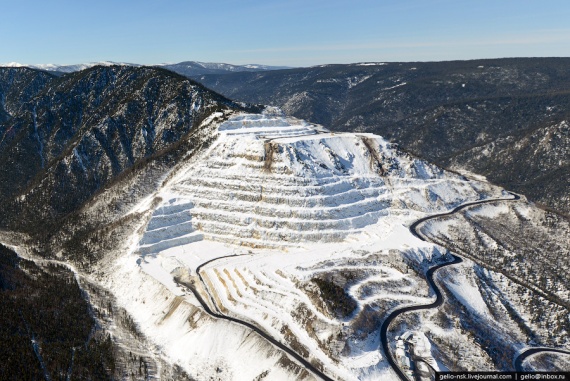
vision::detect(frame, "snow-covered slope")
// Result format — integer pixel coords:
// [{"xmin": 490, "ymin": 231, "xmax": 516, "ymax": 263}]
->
[
  {"xmin": 138, "ymin": 111, "xmax": 494, "ymax": 253},
  {"xmin": 100, "ymin": 110, "xmax": 508, "ymax": 380},
  {"xmin": 0, "ymin": 61, "xmax": 137, "ymax": 73}
]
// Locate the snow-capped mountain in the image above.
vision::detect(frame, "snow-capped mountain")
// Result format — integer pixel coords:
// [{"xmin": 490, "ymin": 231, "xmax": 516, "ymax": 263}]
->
[
  {"xmin": 104, "ymin": 111, "xmax": 568, "ymax": 379},
  {"xmin": 0, "ymin": 60, "xmax": 289, "ymax": 76},
  {"xmin": 138, "ymin": 112, "xmax": 494, "ymax": 251}
]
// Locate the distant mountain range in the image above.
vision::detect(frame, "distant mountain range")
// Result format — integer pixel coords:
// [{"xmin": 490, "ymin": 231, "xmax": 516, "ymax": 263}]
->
[
  {"xmin": 1, "ymin": 61, "xmax": 136, "ymax": 73},
  {"xmin": 1, "ymin": 60, "xmax": 290, "ymax": 76},
  {"xmin": 191, "ymin": 58, "xmax": 570, "ymax": 216},
  {"xmin": 159, "ymin": 61, "xmax": 290, "ymax": 76}
]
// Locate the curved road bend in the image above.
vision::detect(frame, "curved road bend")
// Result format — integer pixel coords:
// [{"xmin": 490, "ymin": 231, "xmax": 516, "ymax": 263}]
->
[
  {"xmin": 379, "ymin": 254, "xmax": 462, "ymax": 381},
  {"xmin": 514, "ymin": 347, "xmax": 570, "ymax": 371},
  {"xmin": 409, "ymin": 193, "xmax": 520, "ymax": 240},
  {"xmin": 177, "ymin": 254, "xmax": 336, "ymax": 381},
  {"xmin": 381, "ymin": 193, "xmax": 520, "ymax": 381},
  {"xmin": 410, "ymin": 192, "xmax": 570, "ymax": 374}
]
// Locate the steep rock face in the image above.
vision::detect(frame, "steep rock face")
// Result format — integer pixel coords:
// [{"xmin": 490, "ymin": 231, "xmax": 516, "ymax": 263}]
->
[
  {"xmin": 0, "ymin": 65, "xmax": 256, "ymax": 237},
  {"xmin": 192, "ymin": 58, "xmax": 570, "ymax": 215}
]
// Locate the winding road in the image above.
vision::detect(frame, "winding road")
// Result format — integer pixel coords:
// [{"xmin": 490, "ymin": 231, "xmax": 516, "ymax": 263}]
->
[
  {"xmin": 380, "ymin": 193, "xmax": 521, "ymax": 381},
  {"xmin": 379, "ymin": 254, "xmax": 462, "ymax": 381},
  {"xmin": 381, "ymin": 191, "xmax": 570, "ymax": 380},
  {"xmin": 174, "ymin": 191, "xmax": 566, "ymax": 381},
  {"xmin": 177, "ymin": 255, "xmax": 336, "ymax": 381}
]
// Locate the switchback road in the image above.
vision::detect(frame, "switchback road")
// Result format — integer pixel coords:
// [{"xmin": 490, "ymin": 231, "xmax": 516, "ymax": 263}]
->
[{"xmin": 380, "ymin": 193, "xmax": 520, "ymax": 381}]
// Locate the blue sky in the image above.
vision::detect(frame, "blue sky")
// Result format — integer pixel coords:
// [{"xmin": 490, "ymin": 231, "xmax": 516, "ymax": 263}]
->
[{"xmin": 1, "ymin": 0, "xmax": 569, "ymax": 66}]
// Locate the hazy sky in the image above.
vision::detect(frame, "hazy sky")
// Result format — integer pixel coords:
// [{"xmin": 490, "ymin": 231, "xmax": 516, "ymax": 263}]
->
[{"xmin": 2, "ymin": 0, "xmax": 570, "ymax": 66}]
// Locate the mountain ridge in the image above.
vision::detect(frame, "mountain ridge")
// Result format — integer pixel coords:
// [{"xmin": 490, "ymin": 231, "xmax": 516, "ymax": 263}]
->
[
  {"xmin": 0, "ymin": 65, "xmax": 260, "ymax": 245},
  {"xmin": 1, "ymin": 60, "xmax": 290, "ymax": 76},
  {"xmin": 0, "ymin": 59, "xmax": 568, "ymax": 380}
]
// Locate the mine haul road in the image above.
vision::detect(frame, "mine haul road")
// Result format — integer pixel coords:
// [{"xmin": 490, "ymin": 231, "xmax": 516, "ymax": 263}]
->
[
  {"xmin": 380, "ymin": 192, "xmax": 522, "ymax": 381},
  {"xmin": 174, "ymin": 192, "xmax": 568, "ymax": 380}
]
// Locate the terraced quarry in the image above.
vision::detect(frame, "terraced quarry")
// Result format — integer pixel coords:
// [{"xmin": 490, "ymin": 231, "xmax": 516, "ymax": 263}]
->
[
  {"xmin": 115, "ymin": 112, "xmax": 513, "ymax": 380},
  {"xmin": 137, "ymin": 113, "xmax": 495, "ymax": 253}
]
